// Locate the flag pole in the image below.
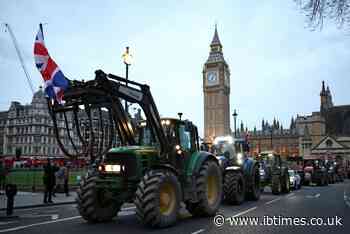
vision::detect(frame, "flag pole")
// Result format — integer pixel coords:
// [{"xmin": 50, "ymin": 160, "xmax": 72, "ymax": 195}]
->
[{"xmin": 39, "ymin": 23, "xmax": 44, "ymax": 40}]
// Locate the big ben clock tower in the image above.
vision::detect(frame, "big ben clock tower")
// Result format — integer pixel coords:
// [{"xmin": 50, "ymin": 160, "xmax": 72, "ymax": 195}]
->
[{"xmin": 203, "ymin": 26, "xmax": 231, "ymax": 144}]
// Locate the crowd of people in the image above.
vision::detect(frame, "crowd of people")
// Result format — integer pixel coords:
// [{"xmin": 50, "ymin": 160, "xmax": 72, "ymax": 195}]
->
[{"xmin": 43, "ymin": 159, "xmax": 70, "ymax": 204}]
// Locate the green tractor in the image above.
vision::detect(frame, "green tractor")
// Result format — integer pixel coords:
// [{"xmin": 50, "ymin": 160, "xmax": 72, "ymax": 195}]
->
[
  {"xmin": 257, "ymin": 151, "xmax": 290, "ymax": 195},
  {"xmin": 212, "ymin": 136, "xmax": 260, "ymax": 205},
  {"xmin": 47, "ymin": 70, "xmax": 222, "ymax": 228}
]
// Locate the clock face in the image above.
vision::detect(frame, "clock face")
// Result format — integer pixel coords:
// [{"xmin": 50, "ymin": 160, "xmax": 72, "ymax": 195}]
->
[{"xmin": 206, "ymin": 71, "xmax": 218, "ymax": 86}]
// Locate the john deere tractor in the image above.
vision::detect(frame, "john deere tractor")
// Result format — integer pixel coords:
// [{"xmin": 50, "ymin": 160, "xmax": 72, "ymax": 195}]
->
[
  {"xmin": 257, "ymin": 151, "xmax": 290, "ymax": 195},
  {"xmin": 212, "ymin": 136, "xmax": 260, "ymax": 205},
  {"xmin": 47, "ymin": 70, "xmax": 222, "ymax": 228}
]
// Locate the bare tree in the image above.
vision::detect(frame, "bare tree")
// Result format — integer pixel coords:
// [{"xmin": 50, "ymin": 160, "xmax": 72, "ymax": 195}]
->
[{"xmin": 295, "ymin": 0, "xmax": 350, "ymax": 30}]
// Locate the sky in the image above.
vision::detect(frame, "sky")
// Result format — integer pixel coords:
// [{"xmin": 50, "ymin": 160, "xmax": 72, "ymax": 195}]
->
[{"xmin": 1, "ymin": 0, "xmax": 350, "ymax": 137}]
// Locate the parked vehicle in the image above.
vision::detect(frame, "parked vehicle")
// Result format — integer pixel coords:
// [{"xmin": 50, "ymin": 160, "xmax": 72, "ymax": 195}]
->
[{"xmin": 288, "ymin": 169, "xmax": 301, "ymax": 190}]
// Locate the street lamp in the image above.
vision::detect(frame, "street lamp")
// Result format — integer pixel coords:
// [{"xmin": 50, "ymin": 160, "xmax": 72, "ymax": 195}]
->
[
  {"xmin": 232, "ymin": 109, "xmax": 238, "ymax": 137},
  {"xmin": 122, "ymin": 46, "xmax": 133, "ymax": 113}
]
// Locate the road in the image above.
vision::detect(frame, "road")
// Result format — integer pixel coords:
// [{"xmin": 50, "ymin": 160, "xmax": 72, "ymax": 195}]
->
[{"xmin": 0, "ymin": 180, "xmax": 349, "ymax": 234}]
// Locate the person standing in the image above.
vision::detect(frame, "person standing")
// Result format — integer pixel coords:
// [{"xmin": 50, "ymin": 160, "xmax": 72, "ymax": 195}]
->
[
  {"xmin": 63, "ymin": 162, "xmax": 70, "ymax": 196},
  {"xmin": 43, "ymin": 159, "xmax": 55, "ymax": 203},
  {"xmin": 51, "ymin": 162, "xmax": 59, "ymax": 197}
]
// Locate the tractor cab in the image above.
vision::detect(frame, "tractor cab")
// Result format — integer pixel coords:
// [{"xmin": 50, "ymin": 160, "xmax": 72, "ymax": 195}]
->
[
  {"xmin": 212, "ymin": 136, "xmax": 246, "ymax": 168},
  {"xmin": 138, "ymin": 118, "xmax": 200, "ymax": 153}
]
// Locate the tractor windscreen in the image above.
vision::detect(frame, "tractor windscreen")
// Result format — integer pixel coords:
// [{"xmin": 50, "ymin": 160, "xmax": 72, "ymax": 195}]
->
[
  {"xmin": 213, "ymin": 138, "xmax": 243, "ymax": 155},
  {"xmin": 138, "ymin": 124, "xmax": 158, "ymax": 147},
  {"xmin": 138, "ymin": 119, "xmax": 176, "ymax": 147}
]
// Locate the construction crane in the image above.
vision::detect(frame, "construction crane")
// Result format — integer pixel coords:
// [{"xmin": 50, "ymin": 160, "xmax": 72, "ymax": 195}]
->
[{"xmin": 4, "ymin": 23, "xmax": 35, "ymax": 94}]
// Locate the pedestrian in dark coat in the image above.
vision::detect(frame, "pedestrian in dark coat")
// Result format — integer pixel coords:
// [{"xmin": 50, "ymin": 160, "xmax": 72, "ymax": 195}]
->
[{"xmin": 43, "ymin": 159, "xmax": 56, "ymax": 203}]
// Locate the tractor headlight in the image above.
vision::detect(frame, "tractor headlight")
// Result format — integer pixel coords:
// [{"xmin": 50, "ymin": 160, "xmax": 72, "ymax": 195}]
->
[
  {"xmin": 105, "ymin": 164, "xmax": 122, "ymax": 173},
  {"xmin": 237, "ymin": 153, "xmax": 243, "ymax": 165},
  {"xmin": 259, "ymin": 169, "xmax": 265, "ymax": 176},
  {"xmin": 289, "ymin": 176, "xmax": 294, "ymax": 182}
]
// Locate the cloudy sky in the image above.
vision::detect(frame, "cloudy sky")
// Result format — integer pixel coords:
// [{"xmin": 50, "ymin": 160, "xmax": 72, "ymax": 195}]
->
[{"xmin": 1, "ymin": 0, "xmax": 349, "ymax": 136}]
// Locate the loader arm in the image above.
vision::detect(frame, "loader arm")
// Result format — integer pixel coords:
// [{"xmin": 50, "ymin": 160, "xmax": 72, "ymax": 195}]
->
[{"xmin": 48, "ymin": 69, "xmax": 170, "ymax": 162}]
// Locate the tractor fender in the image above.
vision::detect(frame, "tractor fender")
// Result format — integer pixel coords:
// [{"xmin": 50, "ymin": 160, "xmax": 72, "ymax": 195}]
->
[
  {"xmin": 242, "ymin": 158, "xmax": 255, "ymax": 177},
  {"xmin": 186, "ymin": 151, "xmax": 219, "ymax": 177},
  {"xmin": 223, "ymin": 166, "xmax": 244, "ymax": 178},
  {"xmin": 242, "ymin": 159, "xmax": 259, "ymax": 184},
  {"xmin": 150, "ymin": 164, "xmax": 179, "ymax": 176}
]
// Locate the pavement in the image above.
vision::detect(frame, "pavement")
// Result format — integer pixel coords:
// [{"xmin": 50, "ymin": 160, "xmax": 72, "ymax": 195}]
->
[
  {"xmin": 0, "ymin": 180, "xmax": 348, "ymax": 234},
  {"xmin": 0, "ymin": 191, "xmax": 76, "ymax": 210}
]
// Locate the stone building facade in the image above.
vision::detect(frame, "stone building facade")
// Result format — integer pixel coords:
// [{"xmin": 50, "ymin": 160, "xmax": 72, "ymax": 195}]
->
[
  {"xmin": 0, "ymin": 88, "xmax": 144, "ymax": 159},
  {"xmin": 242, "ymin": 118, "xmax": 299, "ymax": 159},
  {"xmin": 0, "ymin": 88, "xmax": 75, "ymax": 158},
  {"xmin": 246, "ymin": 81, "xmax": 350, "ymax": 164}
]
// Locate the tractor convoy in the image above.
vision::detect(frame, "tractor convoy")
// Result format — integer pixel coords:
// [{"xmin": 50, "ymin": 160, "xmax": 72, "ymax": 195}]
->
[
  {"xmin": 47, "ymin": 70, "xmax": 245, "ymax": 228},
  {"xmin": 46, "ymin": 70, "xmax": 347, "ymax": 229}
]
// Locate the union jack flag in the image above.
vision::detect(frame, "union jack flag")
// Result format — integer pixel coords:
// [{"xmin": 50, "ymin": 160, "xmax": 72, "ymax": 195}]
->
[{"xmin": 34, "ymin": 25, "xmax": 68, "ymax": 103}]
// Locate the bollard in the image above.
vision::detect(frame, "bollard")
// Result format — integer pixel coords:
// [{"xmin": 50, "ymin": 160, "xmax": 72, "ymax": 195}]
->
[{"xmin": 5, "ymin": 184, "xmax": 17, "ymax": 216}]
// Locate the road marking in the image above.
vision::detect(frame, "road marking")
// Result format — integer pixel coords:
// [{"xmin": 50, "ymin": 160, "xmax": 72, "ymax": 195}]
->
[
  {"xmin": 286, "ymin": 193, "xmax": 295, "ymax": 198},
  {"xmin": 21, "ymin": 214, "xmax": 59, "ymax": 220},
  {"xmin": 0, "ymin": 216, "xmax": 81, "ymax": 233},
  {"xmin": 265, "ymin": 197, "xmax": 281, "ymax": 205},
  {"xmin": 306, "ymin": 193, "xmax": 321, "ymax": 198},
  {"xmin": 122, "ymin": 206, "xmax": 136, "ymax": 211},
  {"xmin": 191, "ymin": 228, "xmax": 205, "ymax": 234},
  {"xmin": 14, "ymin": 203, "xmax": 75, "ymax": 211},
  {"xmin": 118, "ymin": 210, "xmax": 135, "ymax": 216},
  {"xmin": 345, "ymin": 190, "xmax": 350, "ymax": 208},
  {"xmin": 231, "ymin": 206, "xmax": 257, "ymax": 218},
  {"xmin": 0, "ymin": 221, "xmax": 18, "ymax": 226}
]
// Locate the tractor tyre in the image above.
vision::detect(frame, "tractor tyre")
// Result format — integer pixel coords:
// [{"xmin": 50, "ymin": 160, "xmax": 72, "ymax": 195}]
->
[
  {"xmin": 134, "ymin": 170, "xmax": 181, "ymax": 228},
  {"xmin": 281, "ymin": 171, "xmax": 290, "ymax": 193},
  {"xmin": 271, "ymin": 175, "xmax": 282, "ymax": 195},
  {"xmin": 223, "ymin": 171, "xmax": 245, "ymax": 205},
  {"xmin": 246, "ymin": 164, "xmax": 261, "ymax": 201},
  {"xmin": 76, "ymin": 175, "xmax": 121, "ymax": 222},
  {"xmin": 186, "ymin": 160, "xmax": 222, "ymax": 217}
]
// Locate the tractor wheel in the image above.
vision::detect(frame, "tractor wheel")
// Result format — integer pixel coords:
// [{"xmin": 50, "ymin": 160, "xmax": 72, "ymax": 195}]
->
[
  {"xmin": 186, "ymin": 160, "xmax": 222, "ymax": 217},
  {"xmin": 76, "ymin": 175, "xmax": 121, "ymax": 222},
  {"xmin": 271, "ymin": 175, "xmax": 282, "ymax": 195},
  {"xmin": 246, "ymin": 164, "xmax": 261, "ymax": 201},
  {"xmin": 281, "ymin": 171, "xmax": 290, "ymax": 193},
  {"xmin": 134, "ymin": 170, "xmax": 181, "ymax": 228},
  {"xmin": 223, "ymin": 171, "xmax": 245, "ymax": 205}
]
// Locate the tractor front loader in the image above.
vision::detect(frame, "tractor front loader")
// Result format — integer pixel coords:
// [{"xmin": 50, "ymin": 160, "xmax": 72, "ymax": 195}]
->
[{"xmin": 47, "ymin": 70, "xmax": 222, "ymax": 228}]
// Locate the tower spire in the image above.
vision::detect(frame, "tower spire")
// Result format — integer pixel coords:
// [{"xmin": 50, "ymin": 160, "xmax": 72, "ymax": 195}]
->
[
  {"xmin": 320, "ymin": 80, "xmax": 326, "ymax": 96},
  {"xmin": 211, "ymin": 24, "xmax": 221, "ymax": 46}
]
